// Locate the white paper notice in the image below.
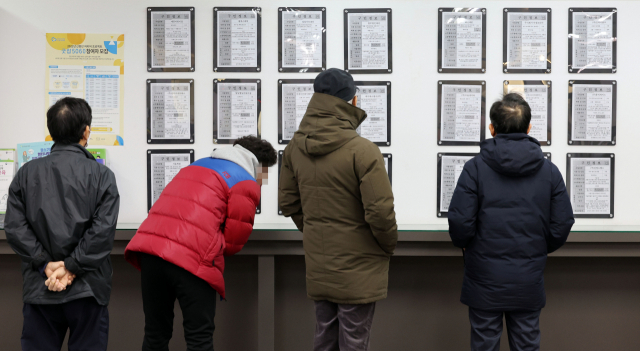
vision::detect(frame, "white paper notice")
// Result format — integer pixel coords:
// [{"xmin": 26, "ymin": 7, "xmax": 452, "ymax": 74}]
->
[
  {"xmin": 571, "ymin": 84, "xmax": 613, "ymax": 141},
  {"xmin": 152, "ymin": 11, "xmax": 192, "ymax": 68},
  {"xmin": 150, "ymin": 153, "xmax": 191, "ymax": 206},
  {"xmin": 348, "ymin": 13, "xmax": 389, "ymax": 70},
  {"xmin": 441, "ymin": 12, "xmax": 483, "ymax": 69},
  {"xmin": 507, "ymin": 84, "xmax": 548, "ymax": 142},
  {"xmin": 0, "ymin": 161, "xmax": 15, "ymax": 214},
  {"xmin": 572, "ymin": 12, "xmax": 614, "ymax": 69},
  {"xmin": 440, "ymin": 155, "xmax": 474, "ymax": 212},
  {"xmin": 356, "ymin": 85, "xmax": 388, "ymax": 143},
  {"xmin": 281, "ymin": 83, "xmax": 313, "ymax": 141},
  {"xmin": 570, "ymin": 158, "xmax": 611, "ymax": 215},
  {"xmin": 217, "ymin": 11, "xmax": 258, "ymax": 68},
  {"xmin": 151, "ymin": 83, "xmax": 191, "ymax": 140},
  {"xmin": 507, "ymin": 13, "xmax": 547, "ymax": 70},
  {"xmin": 282, "ymin": 11, "xmax": 323, "ymax": 68},
  {"xmin": 441, "ymin": 85, "xmax": 482, "ymax": 142},
  {"xmin": 217, "ymin": 83, "xmax": 258, "ymax": 140},
  {"xmin": 84, "ymin": 66, "xmax": 121, "ymax": 136}
]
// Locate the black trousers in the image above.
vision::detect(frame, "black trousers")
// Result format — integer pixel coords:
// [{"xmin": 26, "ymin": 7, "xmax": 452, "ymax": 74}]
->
[
  {"xmin": 22, "ymin": 297, "xmax": 109, "ymax": 351},
  {"xmin": 313, "ymin": 300, "xmax": 377, "ymax": 351},
  {"xmin": 140, "ymin": 253, "xmax": 217, "ymax": 351},
  {"xmin": 469, "ymin": 307, "xmax": 541, "ymax": 351}
]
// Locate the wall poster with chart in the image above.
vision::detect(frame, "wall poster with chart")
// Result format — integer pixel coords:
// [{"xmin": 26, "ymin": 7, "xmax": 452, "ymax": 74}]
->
[
  {"xmin": 147, "ymin": 7, "xmax": 195, "ymax": 72},
  {"xmin": 344, "ymin": 8, "xmax": 393, "ymax": 74},
  {"xmin": 568, "ymin": 8, "xmax": 617, "ymax": 73},
  {"xmin": 147, "ymin": 149, "xmax": 194, "ymax": 211},
  {"xmin": 437, "ymin": 81, "xmax": 486, "ymax": 146},
  {"xmin": 278, "ymin": 7, "xmax": 326, "ymax": 72},
  {"xmin": 504, "ymin": 80, "xmax": 552, "ymax": 145},
  {"xmin": 568, "ymin": 80, "xmax": 616, "ymax": 145},
  {"xmin": 566, "ymin": 153, "xmax": 615, "ymax": 218},
  {"xmin": 147, "ymin": 79, "xmax": 194, "ymax": 144},
  {"xmin": 278, "ymin": 79, "xmax": 314, "ymax": 144},
  {"xmin": 437, "ymin": 153, "xmax": 477, "ymax": 217},
  {"xmin": 438, "ymin": 8, "xmax": 486, "ymax": 73},
  {"xmin": 45, "ymin": 33, "xmax": 125, "ymax": 146},
  {"xmin": 354, "ymin": 81, "xmax": 392, "ymax": 146},
  {"xmin": 213, "ymin": 79, "xmax": 261, "ymax": 144},
  {"xmin": 213, "ymin": 7, "xmax": 261, "ymax": 72},
  {"xmin": 503, "ymin": 8, "xmax": 551, "ymax": 74}
]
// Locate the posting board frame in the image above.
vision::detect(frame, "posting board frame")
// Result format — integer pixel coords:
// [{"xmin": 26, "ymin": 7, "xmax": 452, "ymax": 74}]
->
[
  {"xmin": 147, "ymin": 7, "xmax": 196, "ymax": 72},
  {"xmin": 146, "ymin": 149, "xmax": 194, "ymax": 211},
  {"xmin": 213, "ymin": 78, "xmax": 262, "ymax": 144}
]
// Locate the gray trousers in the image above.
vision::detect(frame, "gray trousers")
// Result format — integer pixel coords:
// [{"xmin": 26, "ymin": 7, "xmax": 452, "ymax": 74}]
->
[
  {"xmin": 469, "ymin": 308, "xmax": 541, "ymax": 351},
  {"xmin": 313, "ymin": 300, "xmax": 376, "ymax": 351}
]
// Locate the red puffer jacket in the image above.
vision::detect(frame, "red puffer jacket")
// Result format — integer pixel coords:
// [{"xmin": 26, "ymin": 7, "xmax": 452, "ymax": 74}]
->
[{"xmin": 124, "ymin": 156, "xmax": 260, "ymax": 298}]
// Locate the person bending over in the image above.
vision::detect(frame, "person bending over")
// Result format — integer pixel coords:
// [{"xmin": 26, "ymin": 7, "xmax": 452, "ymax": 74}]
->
[{"xmin": 125, "ymin": 135, "xmax": 277, "ymax": 351}]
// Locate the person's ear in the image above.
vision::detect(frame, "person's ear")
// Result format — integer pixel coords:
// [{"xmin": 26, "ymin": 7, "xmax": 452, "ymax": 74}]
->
[
  {"xmin": 527, "ymin": 123, "xmax": 532, "ymax": 135},
  {"xmin": 80, "ymin": 126, "xmax": 91, "ymax": 146},
  {"xmin": 352, "ymin": 95, "xmax": 358, "ymax": 106},
  {"xmin": 489, "ymin": 124, "xmax": 496, "ymax": 137}
]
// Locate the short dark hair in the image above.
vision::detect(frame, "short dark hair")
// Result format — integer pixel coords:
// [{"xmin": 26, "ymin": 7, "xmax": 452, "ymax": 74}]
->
[
  {"xmin": 234, "ymin": 136, "xmax": 277, "ymax": 167},
  {"xmin": 489, "ymin": 93, "xmax": 531, "ymax": 134},
  {"xmin": 47, "ymin": 97, "xmax": 92, "ymax": 145}
]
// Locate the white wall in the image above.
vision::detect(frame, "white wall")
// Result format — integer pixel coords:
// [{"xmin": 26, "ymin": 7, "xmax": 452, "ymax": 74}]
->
[{"xmin": 0, "ymin": 0, "xmax": 637, "ymax": 231}]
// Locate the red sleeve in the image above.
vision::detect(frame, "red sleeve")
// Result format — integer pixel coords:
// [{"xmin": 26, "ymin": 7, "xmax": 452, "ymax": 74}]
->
[{"xmin": 223, "ymin": 180, "xmax": 260, "ymax": 256}]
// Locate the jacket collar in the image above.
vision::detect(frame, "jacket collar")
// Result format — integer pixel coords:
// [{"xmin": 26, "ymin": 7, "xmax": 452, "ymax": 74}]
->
[
  {"xmin": 306, "ymin": 93, "xmax": 368, "ymax": 129},
  {"xmin": 51, "ymin": 143, "xmax": 95, "ymax": 160}
]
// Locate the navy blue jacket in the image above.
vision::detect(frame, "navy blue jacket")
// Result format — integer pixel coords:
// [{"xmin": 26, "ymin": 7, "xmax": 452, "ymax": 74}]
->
[{"xmin": 448, "ymin": 134, "xmax": 574, "ymax": 312}]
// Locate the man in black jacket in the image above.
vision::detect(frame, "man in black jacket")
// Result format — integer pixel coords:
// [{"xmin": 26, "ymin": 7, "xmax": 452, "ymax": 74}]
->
[
  {"xmin": 448, "ymin": 93, "xmax": 574, "ymax": 351},
  {"xmin": 5, "ymin": 97, "xmax": 120, "ymax": 351}
]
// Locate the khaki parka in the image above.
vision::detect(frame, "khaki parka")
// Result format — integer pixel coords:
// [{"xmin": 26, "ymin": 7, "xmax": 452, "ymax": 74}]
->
[{"xmin": 278, "ymin": 93, "xmax": 398, "ymax": 304}]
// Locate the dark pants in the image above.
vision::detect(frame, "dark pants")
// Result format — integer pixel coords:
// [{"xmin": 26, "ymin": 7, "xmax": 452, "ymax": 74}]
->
[
  {"xmin": 22, "ymin": 297, "xmax": 109, "ymax": 351},
  {"xmin": 314, "ymin": 300, "xmax": 376, "ymax": 351},
  {"xmin": 140, "ymin": 253, "xmax": 217, "ymax": 351},
  {"xmin": 469, "ymin": 308, "xmax": 541, "ymax": 351}
]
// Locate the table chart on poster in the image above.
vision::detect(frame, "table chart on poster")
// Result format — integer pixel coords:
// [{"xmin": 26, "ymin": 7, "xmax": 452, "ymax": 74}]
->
[
  {"xmin": 150, "ymin": 83, "xmax": 191, "ymax": 140},
  {"xmin": 216, "ymin": 9, "xmax": 259, "ymax": 69},
  {"xmin": 505, "ymin": 10, "xmax": 549, "ymax": 71},
  {"xmin": 569, "ymin": 156, "xmax": 614, "ymax": 217},
  {"xmin": 149, "ymin": 153, "xmax": 192, "ymax": 207},
  {"xmin": 571, "ymin": 82, "xmax": 615, "ymax": 143},
  {"xmin": 439, "ymin": 83, "xmax": 484, "ymax": 144},
  {"xmin": 346, "ymin": 11, "xmax": 390, "ymax": 71},
  {"xmin": 570, "ymin": 9, "xmax": 615, "ymax": 71},
  {"xmin": 355, "ymin": 84, "xmax": 390, "ymax": 145},
  {"xmin": 438, "ymin": 154, "xmax": 476, "ymax": 215},
  {"xmin": 280, "ymin": 82, "xmax": 313, "ymax": 142},
  {"xmin": 215, "ymin": 82, "xmax": 259, "ymax": 141},
  {"xmin": 440, "ymin": 10, "xmax": 485, "ymax": 71},
  {"xmin": 281, "ymin": 9, "xmax": 324, "ymax": 70},
  {"xmin": 151, "ymin": 10, "xmax": 192, "ymax": 69},
  {"xmin": 506, "ymin": 82, "xmax": 550, "ymax": 143}
]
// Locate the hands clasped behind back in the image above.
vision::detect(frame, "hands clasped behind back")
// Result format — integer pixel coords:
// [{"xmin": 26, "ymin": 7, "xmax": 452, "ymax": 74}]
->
[{"xmin": 44, "ymin": 261, "xmax": 76, "ymax": 292}]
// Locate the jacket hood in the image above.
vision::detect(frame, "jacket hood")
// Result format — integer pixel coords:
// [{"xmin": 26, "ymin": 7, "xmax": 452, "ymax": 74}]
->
[
  {"xmin": 211, "ymin": 144, "xmax": 259, "ymax": 178},
  {"xmin": 480, "ymin": 133, "xmax": 545, "ymax": 177},
  {"xmin": 293, "ymin": 93, "xmax": 367, "ymax": 156}
]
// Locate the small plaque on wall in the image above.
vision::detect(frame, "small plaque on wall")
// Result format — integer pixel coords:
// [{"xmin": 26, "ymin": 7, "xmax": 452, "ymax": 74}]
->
[
  {"xmin": 568, "ymin": 80, "xmax": 616, "ymax": 146},
  {"xmin": 147, "ymin": 149, "xmax": 194, "ymax": 211},
  {"xmin": 354, "ymin": 81, "xmax": 392, "ymax": 146},
  {"xmin": 147, "ymin": 7, "xmax": 195, "ymax": 72},
  {"xmin": 278, "ymin": 7, "xmax": 327, "ymax": 73},
  {"xmin": 503, "ymin": 8, "xmax": 552, "ymax": 74},
  {"xmin": 437, "ymin": 80, "xmax": 486, "ymax": 146},
  {"xmin": 568, "ymin": 8, "xmax": 617, "ymax": 74},
  {"xmin": 213, "ymin": 79, "xmax": 261, "ymax": 144},
  {"xmin": 437, "ymin": 153, "xmax": 477, "ymax": 218},
  {"xmin": 566, "ymin": 153, "xmax": 615, "ymax": 218},
  {"xmin": 438, "ymin": 8, "xmax": 486, "ymax": 73},
  {"xmin": 344, "ymin": 8, "xmax": 393, "ymax": 74},
  {"xmin": 213, "ymin": 7, "xmax": 262, "ymax": 72},
  {"xmin": 147, "ymin": 79, "xmax": 194, "ymax": 144}
]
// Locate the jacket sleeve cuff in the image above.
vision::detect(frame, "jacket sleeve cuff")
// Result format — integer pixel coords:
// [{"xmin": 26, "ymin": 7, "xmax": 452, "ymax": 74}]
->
[
  {"xmin": 64, "ymin": 257, "xmax": 85, "ymax": 276},
  {"xmin": 31, "ymin": 251, "xmax": 53, "ymax": 271}
]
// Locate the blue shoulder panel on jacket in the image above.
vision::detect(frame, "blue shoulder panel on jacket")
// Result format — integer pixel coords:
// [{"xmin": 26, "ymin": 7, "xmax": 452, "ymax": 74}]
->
[{"xmin": 191, "ymin": 157, "xmax": 255, "ymax": 189}]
